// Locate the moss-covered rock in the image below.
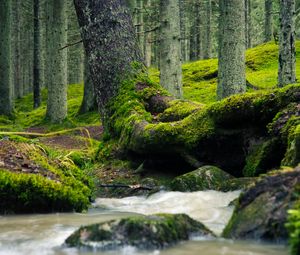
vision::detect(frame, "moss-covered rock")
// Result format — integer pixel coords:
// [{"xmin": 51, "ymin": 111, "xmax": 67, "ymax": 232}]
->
[
  {"xmin": 243, "ymin": 138, "xmax": 284, "ymax": 177},
  {"xmin": 282, "ymin": 125, "xmax": 300, "ymax": 167},
  {"xmin": 220, "ymin": 177, "xmax": 257, "ymax": 192},
  {"xmin": 65, "ymin": 213, "xmax": 214, "ymax": 250},
  {"xmin": 222, "ymin": 169, "xmax": 300, "ymax": 241},
  {"xmin": 170, "ymin": 165, "xmax": 233, "ymax": 192}
]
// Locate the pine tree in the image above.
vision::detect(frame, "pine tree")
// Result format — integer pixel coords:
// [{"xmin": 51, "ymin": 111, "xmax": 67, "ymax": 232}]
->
[
  {"xmin": 46, "ymin": 0, "xmax": 68, "ymax": 123},
  {"xmin": 217, "ymin": 0, "xmax": 246, "ymax": 99},
  {"xmin": 159, "ymin": 0, "xmax": 183, "ymax": 98},
  {"xmin": 0, "ymin": 0, "xmax": 13, "ymax": 115},
  {"xmin": 278, "ymin": 0, "xmax": 296, "ymax": 87}
]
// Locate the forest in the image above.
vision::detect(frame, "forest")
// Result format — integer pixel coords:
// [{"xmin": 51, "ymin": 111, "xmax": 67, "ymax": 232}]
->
[{"xmin": 0, "ymin": 0, "xmax": 300, "ymax": 255}]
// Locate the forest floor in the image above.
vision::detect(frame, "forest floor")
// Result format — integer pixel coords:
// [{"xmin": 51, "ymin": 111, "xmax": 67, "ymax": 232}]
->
[{"xmin": 1, "ymin": 41, "xmax": 300, "ymax": 199}]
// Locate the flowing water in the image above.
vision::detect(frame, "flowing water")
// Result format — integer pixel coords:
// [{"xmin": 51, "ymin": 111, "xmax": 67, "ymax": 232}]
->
[{"xmin": 0, "ymin": 191, "xmax": 288, "ymax": 255}]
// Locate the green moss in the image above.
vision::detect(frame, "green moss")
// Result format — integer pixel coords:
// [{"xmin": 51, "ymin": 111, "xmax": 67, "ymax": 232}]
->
[
  {"xmin": 149, "ymin": 41, "xmax": 300, "ymax": 105},
  {"xmin": 243, "ymin": 138, "xmax": 283, "ymax": 177},
  {"xmin": 157, "ymin": 100, "xmax": 203, "ymax": 122},
  {"xmin": 0, "ymin": 170, "xmax": 89, "ymax": 213},
  {"xmin": 282, "ymin": 125, "xmax": 300, "ymax": 167}
]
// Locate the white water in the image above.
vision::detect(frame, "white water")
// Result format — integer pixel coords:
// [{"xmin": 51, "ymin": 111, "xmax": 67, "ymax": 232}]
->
[
  {"xmin": 0, "ymin": 191, "xmax": 288, "ymax": 255},
  {"xmin": 94, "ymin": 190, "xmax": 241, "ymax": 235}
]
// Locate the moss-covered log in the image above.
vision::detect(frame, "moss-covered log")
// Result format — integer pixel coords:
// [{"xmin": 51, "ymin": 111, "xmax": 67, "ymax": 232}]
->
[{"xmin": 74, "ymin": 1, "xmax": 300, "ymax": 176}]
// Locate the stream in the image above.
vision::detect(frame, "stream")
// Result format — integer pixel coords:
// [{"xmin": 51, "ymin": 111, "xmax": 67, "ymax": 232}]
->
[{"xmin": 0, "ymin": 190, "xmax": 288, "ymax": 255}]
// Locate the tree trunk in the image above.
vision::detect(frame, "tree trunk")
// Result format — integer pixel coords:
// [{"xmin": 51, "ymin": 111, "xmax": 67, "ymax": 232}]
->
[
  {"xmin": 278, "ymin": 0, "xmax": 296, "ymax": 87},
  {"xmin": 245, "ymin": 0, "xmax": 252, "ymax": 49},
  {"xmin": 0, "ymin": 0, "xmax": 13, "ymax": 115},
  {"xmin": 12, "ymin": 0, "xmax": 21, "ymax": 99},
  {"xmin": 264, "ymin": 0, "xmax": 273, "ymax": 42},
  {"xmin": 67, "ymin": 0, "xmax": 84, "ymax": 85},
  {"xmin": 73, "ymin": 0, "xmax": 141, "ymax": 128},
  {"xmin": 79, "ymin": 57, "xmax": 97, "ymax": 114},
  {"xmin": 159, "ymin": 0, "xmax": 183, "ymax": 99},
  {"xmin": 46, "ymin": 0, "xmax": 68, "ymax": 123},
  {"xmin": 189, "ymin": 2, "xmax": 199, "ymax": 61},
  {"xmin": 33, "ymin": 0, "xmax": 42, "ymax": 109},
  {"xmin": 179, "ymin": 0, "xmax": 187, "ymax": 62},
  {"xmin": 136, "ymin": 0, "xmax": 144, "ymax": 58},
  {"xmin": 203, "ymin": 0, "xmax": 212, "ymax": 59},
  {"xmin": 217, "ymin": 0, "xmax": 246, "ymax": 100}
]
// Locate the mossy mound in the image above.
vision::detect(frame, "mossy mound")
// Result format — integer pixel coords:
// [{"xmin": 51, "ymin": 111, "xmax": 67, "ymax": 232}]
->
[
  {"xmin": 0, "ymin": 140, "xmax": 93, "ymax": 214},
  {"xmin": 222, "ymin": 169, "xmax": 300, "ymax": 241},
  {"xmin": 0, "ymin": 170, "xmax": 89, "ymax": 213},
  {"xmin": 65, "ymin": 213, "xmax": 214, "ymax": 250},
  {"xmin": 150, "ymin": 41, "xmax": 300, "ymax": 104},
  {"xmin": 170, "ymin": 165, "xmax": 233, "ymax": 192}
]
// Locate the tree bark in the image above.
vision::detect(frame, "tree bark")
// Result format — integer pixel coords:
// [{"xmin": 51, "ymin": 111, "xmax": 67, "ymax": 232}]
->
[
  {"xmin": 73, "ymin": 0, "xmax": 141, "ymax": 128},
  {"xmin": 278, "ymin": 0, "xmax": 296, "ymax": 87},
  {"xmin": 189, "ymin": 2, "xmax": 199, "ymax": 61},
  {"xmin": 0, "ymin": 0, "xmax": 13, "ymax": 115},
  {"xmin": 245, "ymin": 0, "xmax": 252, "ymax": 49},
  {"xmin": 67, "ymin": 0, "xmax": 84, "ymax": 85},
  {"xmin": 79, "ymin": 57, "xmax": 97, "ymax": 114},
  {"xmin": 143, "ymin": 0, "xmax": 152, "ymax": 67},
  {"xmin": 264, "ymin": 0, "xmax": 273, "ymax": 42},
  {"xmin": 203, "ymin": 0, "xmax": 212, "ymax": 59},
  {"xmin": 217, "ymin": 0, "xmax": 246, "ymax": 100},
  {"xmin": 33, "ymin": 0, "xmax": 42, "ymax": 108},
  {"xmin": 46, "ymin": 0, "xmax": 68, "ymax": 123},
  {"xmin": 159, "ymin": 0, "xmax": 183, "ymax": 99}
]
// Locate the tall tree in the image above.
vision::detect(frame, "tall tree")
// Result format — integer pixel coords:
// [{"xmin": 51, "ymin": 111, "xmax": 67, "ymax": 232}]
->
[
  {"xmin": 67, "ymin": 0, "xmax": 84, "ymax": 85},
  {"xmin": 33, "ymin": 0, "xmax": 42, "ymax": 108},
  {"xmin": 0, "ymin": 0, "xmax": 13, "ymax": 115},
  {"xmin": 143, "ymin": 0, "xmax": 153, "ymax": 67},
  {"xmin": 159, "ymin": 0, "xmax": 183, "ymax": 98},
  {"xmin": 189, "ymin": 1, "xmax": 202, "ymax": 61},
  {"xmin": 278, "ymin": 0, "xmax": 296, "ymax": 87},
  {"xmin": 217, "ymin": 0, "xmax": 246, "ymax": 100},
  {"xmin": 203, "ymin": 0, "xmax": 212, "ymax": 59},
  {"xmin": 245, "ymin": 0, "xmax": 252, "ymax": 48},
  {"xmin": 12, "ymin": 0, "xmax": 21, "ymax": 99},
  {"xmin": 46, "ymin": 0, "xmax": 68, "ymax": 123},
  {"xmin": 264, "ymin": 0, "xmax": 273, "ymax": 42},
  {"xmin": 74, "ymin": 0, "xmax": 141, "ymax": 127},
  {"xmin": 79, "ymin": 57, "xmax": 97, "ymax": 114}
]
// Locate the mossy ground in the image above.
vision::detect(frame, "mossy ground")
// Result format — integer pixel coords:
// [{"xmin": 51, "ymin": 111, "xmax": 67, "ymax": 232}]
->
[
  {"xmin": 150, "ymin": 41, "xmax": 300, "ymax": 104},
  {"xmin": 0, "ymin": 83, "xmax": 101, "ymax": 213}
]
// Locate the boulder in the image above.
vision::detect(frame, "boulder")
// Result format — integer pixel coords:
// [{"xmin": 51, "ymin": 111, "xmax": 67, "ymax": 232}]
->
[
  {"xmin": 222, "ymin": 169, "xmax": 300, "ymax": 241},
  {"xmin": 170, "ymin": 165, "xmax": 233, "ymax": 192},
  {"xmin": 65, "ymin": 213, "xmax": 214, "ymax": 250}
]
